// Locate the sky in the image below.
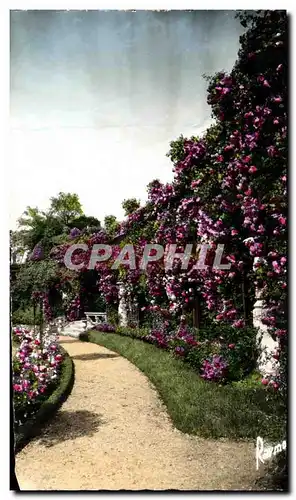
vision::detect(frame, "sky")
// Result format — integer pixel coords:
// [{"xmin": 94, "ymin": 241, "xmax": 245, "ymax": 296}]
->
[{"xmin": 10, "ymin": 10, "xmax": 244, "ymax": 229}]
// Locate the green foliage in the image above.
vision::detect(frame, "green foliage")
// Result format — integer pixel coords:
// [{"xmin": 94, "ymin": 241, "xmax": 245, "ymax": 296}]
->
[
  {"xmin": 68, "ymin": 215, "xmax": 101, "ymax": 231},
  {"xmin": 104, "ymin": 215, "xmax": 120, "ymax": 238},
  {"xmin": 197, "ymin": 324, "xmax": 260, "ymax": 381},
  {"xmin": 116, "ymin": 326, "xmax": 149, "ymax": 339},
  {"xmin": 78, "ymin": 331, "xmax": 90, "ymax": 342},
  {"xmin": 166, "ymin": 134, "xmax": 201, "ymax": 166},
  {"xmin": 11, "ymin": 306, "xmax": 42, "ymax": 326},
  {"xmin": 185, "ymin": 342, "xmax": 215, "ymax": 372},
  {"xmin": 14, "ymin": 192, "xmax": 85, "ymax": 264},
  {"xmin": 232, "ymin": 371, "xmax": 262, "ymax": 389},
  {"xmin": 122, "ymin": 198, "xmax": 141, "ymax": 216},
  {"xmin": 11, "ymin": 260, "xmax": 60, "ymax": 309},
  {"xmin": 50, "ymin": 233, "xmax": 69, "ymax": 246},
  {"xmin": 49, "ymin": 192, "xmax": 83, "ymax": 225},
  {"xmin": 166, "ymin": 135, "xmax": 186, "ymax": 165},
  {"xmin": 107, "ymin": 307, "xmax": 120, "ymax": 326},
  {"xmin": 17, "ymin": 207, "xmax": 71, "ymax": 254}
]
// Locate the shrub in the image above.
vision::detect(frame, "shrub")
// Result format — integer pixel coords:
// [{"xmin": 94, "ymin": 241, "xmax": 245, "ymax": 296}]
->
[
  {"xmin": 111, "ymin": 322, "xmax": 259, "ymax": 384},
  {"xmin": 197, "ymin": 325, "xmax": 259, "ymax": 381},
  {"xmin": 14, "ymin": 345, "xmax": 74, "ymax": 453},
  {"xmin": 12, "ymin": 326, "xmax": 63, "ymax": 429},
  {"xmin": 200, "ymin": 354, "xmax": 228, "ymax": 382},
  {"xmin": 168, "ymin": 325, "xmax": 199, "ymax": 353},
  {"xmin": 166, "ymin": 323, "xmax": 259, "ymax": 382},
  {"xmin": 145, "ymin": 328, "xmax": 169, "ymax": 349},
  {"xmin": 231, "ymin": 370, "xmax": 262, "ymax": 388},
  {"xmin": 11, "ymin": 306, "xmax": 42, "ymax": 326},
  {"xmin": 219, "ymin": 326, "xmax": 260, "ymax": 381},
  {"xmin": 79, "ymin": 331, "xmax": 90, "ymax": 342},
  {"xmin": 107, "ymin": 308, "xmax": 120, "ymax": 326},
  {"xmin": 116, "ymin": 326, "xmax": 149, "ymax": 339},
  {"xmin": 185, "ymin": 340, "xmax": 218, "ymax": 371},
  {"xmin": 107, "ymin": 322, "xmax": 260, "ymax": 383}
]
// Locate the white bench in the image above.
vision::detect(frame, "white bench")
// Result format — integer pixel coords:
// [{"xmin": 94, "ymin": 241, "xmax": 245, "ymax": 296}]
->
[{"xmin": 84, "ymin": 312, "xmax": 107, "ymax": 329}]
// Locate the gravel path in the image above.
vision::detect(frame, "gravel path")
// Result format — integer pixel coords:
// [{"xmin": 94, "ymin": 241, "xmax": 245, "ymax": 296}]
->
[{"xmin": 15, "ymin": 336, "xmax": 260, "ymax": 491}]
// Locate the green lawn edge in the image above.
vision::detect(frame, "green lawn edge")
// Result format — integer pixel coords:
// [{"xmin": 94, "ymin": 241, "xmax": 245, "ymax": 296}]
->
[
  {"xmin": 82, "ymin": 330, "xmax": 285, "ymax": 441},
  {"xmin": 14, "ymin": 345, "xmax": 75, "ymax": 454}
]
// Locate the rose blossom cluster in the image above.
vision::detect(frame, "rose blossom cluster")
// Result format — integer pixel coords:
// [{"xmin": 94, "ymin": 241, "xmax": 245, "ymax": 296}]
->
[
  {"xmin": 13, "ymin": 326, "xmax": 63, "ymax": 424},
  {"xmin": 201, "ymin": 355, "xmax": 228, "ymax": 382}
]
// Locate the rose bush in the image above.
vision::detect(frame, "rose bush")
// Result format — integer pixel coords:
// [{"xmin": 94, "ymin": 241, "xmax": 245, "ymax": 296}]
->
[
  {"xmin": 12, "ymin": 326, "xmax": 63, "ymax": 428},
  {"xmin": 94, "ymin": 323, "xmax": 116, "ymax": 333}
]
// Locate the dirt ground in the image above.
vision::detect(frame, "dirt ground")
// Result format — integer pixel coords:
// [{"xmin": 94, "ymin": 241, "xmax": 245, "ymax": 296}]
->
[{"xmin": 15, "ymin": 336, "xmax": 262, "ymax": 491}]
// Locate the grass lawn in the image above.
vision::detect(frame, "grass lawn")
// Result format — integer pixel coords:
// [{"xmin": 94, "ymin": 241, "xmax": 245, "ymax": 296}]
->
[{"xmin": 83, "ymin": 330, "xmax": 286, "ymax": 441}]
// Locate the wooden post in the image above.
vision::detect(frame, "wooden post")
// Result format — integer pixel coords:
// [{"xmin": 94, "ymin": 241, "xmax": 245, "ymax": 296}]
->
[{"xmin": 192, "ymin": 295, "xmax": 201, "ymax": 331}]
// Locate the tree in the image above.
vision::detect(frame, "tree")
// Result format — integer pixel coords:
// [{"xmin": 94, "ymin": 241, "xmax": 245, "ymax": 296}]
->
[
  {"xmin": 104, "ymin": 215, "xmax": 120, "ymax": 238},
  {"xmin": 49, "ymin": 192, "xmax": 83, "ymax": 225},
  {"xmin": 17, "ymin": 208, "xmax": 59, "ymax": 253},
  {"xmin": 17, "ymin": 208, "xmax": 65, "ymax": 255},
  {"xmin": 122, "ymin": 198, "xmax": 141, "ymax": 216},
  {"xmin": 15, "ymin": 192, "xmax": 85, "ymax": 256},
  {"xmin": 68, "ymin": 215, "xmax": 101, "ymax": 232}
]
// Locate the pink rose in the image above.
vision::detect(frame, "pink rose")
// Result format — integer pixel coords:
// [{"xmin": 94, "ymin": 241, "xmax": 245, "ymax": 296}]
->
[
  {"xmin": 191, "ymin": 179, "xmax": 202, "ymax": 188},
  {"xmin": 279, "ymin": 216, "xmax": 286, "ymax": 226}
]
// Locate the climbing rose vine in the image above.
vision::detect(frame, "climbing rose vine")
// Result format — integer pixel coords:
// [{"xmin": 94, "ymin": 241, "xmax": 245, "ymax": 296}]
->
[{"xmin": 47, "ymin": 11, "xmax": 287, "ymax": 395}]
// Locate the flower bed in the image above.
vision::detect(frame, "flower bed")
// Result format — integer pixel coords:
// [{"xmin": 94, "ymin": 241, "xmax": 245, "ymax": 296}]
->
[
  {"xmin": 86, "ymin": 322, "xmax": 260, "ymax": 384},
  {"xmin": 144, "ymin": 323, "xmax": 258, "ymax": 383},
  {"xmin": 12, "ymin": 326, "xmax": 74, "ymax": 449}
]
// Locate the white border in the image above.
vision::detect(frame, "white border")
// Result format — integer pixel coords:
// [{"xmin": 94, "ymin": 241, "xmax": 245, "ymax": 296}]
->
[
  {"xmin": 4, "ymin": 1, "xmax": 295, "ymax": 10},
  {"xmin": 2, "ymin": 1, "xmax": 294, "ymax": 498}
]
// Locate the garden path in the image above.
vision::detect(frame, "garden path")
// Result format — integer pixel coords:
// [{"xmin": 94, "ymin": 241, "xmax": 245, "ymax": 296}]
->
[{"xmin": 15, "ymin": 336, "xmax": 260, "ymax": 491}]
